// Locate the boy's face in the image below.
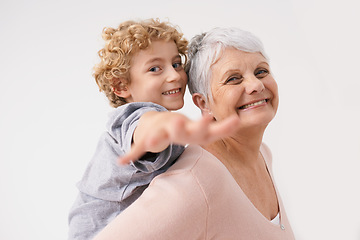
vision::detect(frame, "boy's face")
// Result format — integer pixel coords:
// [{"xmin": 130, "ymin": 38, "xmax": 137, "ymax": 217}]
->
[{"xmin": 126, "ymin": 40, "xmax": 187, "ymax": 111}]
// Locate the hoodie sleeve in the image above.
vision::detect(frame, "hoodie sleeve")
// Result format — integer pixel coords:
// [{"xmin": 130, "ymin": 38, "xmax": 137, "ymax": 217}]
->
[{"xmin": 107, "ymin": 102, "xmax": 185, "ymax": 173}]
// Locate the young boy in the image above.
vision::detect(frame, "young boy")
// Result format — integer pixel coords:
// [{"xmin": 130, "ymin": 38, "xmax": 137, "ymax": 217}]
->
[
  {"xmin": 68, "ymin": 19, "xmax": 189, "ymax": 240},
  {"xmin": 68, "ymin": 18, "xmax": 238, "ymax": 240}
]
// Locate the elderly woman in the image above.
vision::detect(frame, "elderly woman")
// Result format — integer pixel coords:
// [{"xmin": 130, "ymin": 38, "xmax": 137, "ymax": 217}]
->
[{"xmin": 94, "ymin": 27, "xmax": 295, "ymax": 239}]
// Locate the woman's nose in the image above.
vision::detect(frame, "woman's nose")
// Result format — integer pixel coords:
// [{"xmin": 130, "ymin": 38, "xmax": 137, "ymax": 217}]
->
[{"xmin": 244, "ymin": 75, "xmax": 265, "ymax": 94}]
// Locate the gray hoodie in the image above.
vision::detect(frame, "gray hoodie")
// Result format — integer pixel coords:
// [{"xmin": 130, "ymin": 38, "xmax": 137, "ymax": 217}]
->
[{"xmin": 68, "ymin": 102, "xmax": 184, "ymax": 240}]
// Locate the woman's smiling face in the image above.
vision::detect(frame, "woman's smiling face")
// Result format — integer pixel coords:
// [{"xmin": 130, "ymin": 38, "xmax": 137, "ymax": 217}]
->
[{"xmin": 207, "ymin": 48, "xmax": 279, "ymax": 128}]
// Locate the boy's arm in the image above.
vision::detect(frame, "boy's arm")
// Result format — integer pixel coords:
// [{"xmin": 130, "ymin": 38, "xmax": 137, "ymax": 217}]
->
[{"xmin": 119, "ymin": 111, "xmax": 240, "ymax": 164}]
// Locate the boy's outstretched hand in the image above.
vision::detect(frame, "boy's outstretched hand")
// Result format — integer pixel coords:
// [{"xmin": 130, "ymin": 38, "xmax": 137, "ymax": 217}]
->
[{"xmin": 118, "ymin": 112, "xmax": 240, "ymax": 165}]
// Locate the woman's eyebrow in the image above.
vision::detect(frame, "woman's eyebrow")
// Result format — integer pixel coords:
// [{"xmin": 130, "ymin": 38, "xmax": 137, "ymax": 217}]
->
[
  {"xmin": 258, "ymin": 61, "xmax": 269, "ymax": 67},
  {"xmin": 222, "ymin": 68, "xmax": 241, "ymax": 76}
]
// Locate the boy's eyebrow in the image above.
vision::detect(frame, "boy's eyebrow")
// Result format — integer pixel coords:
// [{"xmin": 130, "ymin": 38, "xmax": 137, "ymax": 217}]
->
[
  {"xmin": 144, "ymin": 58, "xmax": 162, "ymax": 65},
  {"xmin": 172, "ymin": 55, "xmax": 182, "ymax": 62},
  {"xmin": 144, "ymin": 55, "xmax": 182, "ymax": 65}
]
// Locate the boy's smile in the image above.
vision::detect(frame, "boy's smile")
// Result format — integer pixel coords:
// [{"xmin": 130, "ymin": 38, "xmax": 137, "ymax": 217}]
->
[
  {"xmin": 124, "ymin": 40, "xmax": 187, "ymax": 111},
  {"xmin": 162, "ymin": 88, "xmax": 181, "ymax": 95}
]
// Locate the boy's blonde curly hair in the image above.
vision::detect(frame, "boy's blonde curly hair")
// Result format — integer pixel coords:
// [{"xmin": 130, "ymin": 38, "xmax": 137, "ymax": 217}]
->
[{"xmin": 93, "ymin": 18, "xmax": 188, "ymax": 108}]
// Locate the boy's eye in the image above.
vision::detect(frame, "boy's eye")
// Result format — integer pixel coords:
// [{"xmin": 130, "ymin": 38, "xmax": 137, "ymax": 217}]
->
[
  {"xmin": 172, "ymin": 62, "xmax": 182, "ymax": 69},
  {"xmin": 255, "ymin": 69, "xmax": 269, "ymax": 78},
  {"xmin": 149, "ymin": 66, "xmax": 161, "ymax": 72}
]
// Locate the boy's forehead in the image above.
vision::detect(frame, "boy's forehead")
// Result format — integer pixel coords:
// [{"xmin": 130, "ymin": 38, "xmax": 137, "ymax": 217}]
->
[
  {"xmin": 140, "ymin": 39, "xmax": 174, "ymax": 52},
  {"xmin": 131, "ymin": 40, "xmax": 179, "ymax": 62}
]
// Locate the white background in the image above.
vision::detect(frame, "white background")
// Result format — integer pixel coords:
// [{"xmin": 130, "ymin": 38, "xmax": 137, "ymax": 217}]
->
[{"xmin": 1, "ymin": 0, "xmax": 359, "ymax": 239}]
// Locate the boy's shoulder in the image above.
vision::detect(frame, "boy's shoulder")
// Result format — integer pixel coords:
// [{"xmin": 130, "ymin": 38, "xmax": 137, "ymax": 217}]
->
[
  {"xmin": 111, "ymin": 102, "xmax": 167, "ymax": 117},
  {"xmin": 107, "ymin": 102, "xmax": 167, "ymax": 128}
]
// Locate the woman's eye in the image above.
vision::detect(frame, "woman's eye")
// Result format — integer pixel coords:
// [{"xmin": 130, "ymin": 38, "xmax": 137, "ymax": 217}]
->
[
  {"xmin": 172, "ymin": 62, "xmax": 182, "ymax": 69},
  {"xmin": 255, "ymin": 69, "xmax": 269, "ymax": 78},
  {"xmin": 149, "ymin": 66, "xmax": 161, "ymax": 72},
  {"xmin": 226, "ymin": 76, "xmax": 243, "ymax": 84}
]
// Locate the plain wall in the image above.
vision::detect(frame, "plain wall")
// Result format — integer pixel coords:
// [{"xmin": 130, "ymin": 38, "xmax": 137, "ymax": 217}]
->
[{"xmin": 0, "ymin": 0, "xmax": 359, "ymax": 239}]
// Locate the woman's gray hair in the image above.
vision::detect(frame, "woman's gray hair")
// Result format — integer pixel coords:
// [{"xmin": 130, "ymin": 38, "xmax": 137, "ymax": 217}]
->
[{"xmin": 185, "ymin": 27, "xmax": 268, "ymax": 99}]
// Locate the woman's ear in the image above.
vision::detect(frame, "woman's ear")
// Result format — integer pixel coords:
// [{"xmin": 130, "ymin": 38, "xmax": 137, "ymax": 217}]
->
[
  {"xmin": 192, "ymin": 93, "xmax": 212, "ymax": 116},
  {"xmin": 112, "ymin": 78, "xmax": 131, "ymax": 99}
]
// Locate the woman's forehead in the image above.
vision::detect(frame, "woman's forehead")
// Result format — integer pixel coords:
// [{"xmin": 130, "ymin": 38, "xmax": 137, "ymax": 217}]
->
[{"xmin": 211, "ymin": 49, "xmax": 267, "ymax": 73}]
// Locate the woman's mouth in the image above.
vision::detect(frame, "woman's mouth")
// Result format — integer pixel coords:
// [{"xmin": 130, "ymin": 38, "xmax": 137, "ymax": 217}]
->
[
  {"xmin": 239, "ymin": 99, "xmax": 268, "ymax": 110},
  {"xmin": 162, "ymin": 88, "xmax": 181, "ymax": 95}
]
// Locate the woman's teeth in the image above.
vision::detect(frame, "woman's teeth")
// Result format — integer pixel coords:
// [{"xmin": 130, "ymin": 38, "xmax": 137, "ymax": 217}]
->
[
  {"xmin": 162, "ymin": 89, "xmax": 180, "ymax": 95},
  {"xmin": 240, "ymin": 99, "xmax": 267, "ymax": 109}
]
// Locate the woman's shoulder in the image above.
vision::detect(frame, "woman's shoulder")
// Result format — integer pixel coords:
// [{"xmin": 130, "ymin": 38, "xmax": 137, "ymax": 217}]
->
[
  {"xmin": 154, "ymin": 144, "xmax": 225, "ymax": 179},
  {"xmin": 154, "ymin": 143, "xmax": 273, "ymax": 184},
  {"xmin": 260, "ymin": 142, "xmax": 273, "ymax": 165},
  {"xmin": 149, "ymin": 145, "xmax": 208, "ymax": 186},
  {"xmin": 149, "ymin": 144, "xmax": 232, "ymax": 203},
  {"xmin": 93, "ymin": 146, "xmax": 209, "ymax": 239}
]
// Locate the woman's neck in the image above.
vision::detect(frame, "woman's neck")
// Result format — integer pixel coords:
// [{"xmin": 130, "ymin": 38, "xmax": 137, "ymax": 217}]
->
[{"xmin": 202, "ymin": 126, "xmax": 265, "ymax": 169}]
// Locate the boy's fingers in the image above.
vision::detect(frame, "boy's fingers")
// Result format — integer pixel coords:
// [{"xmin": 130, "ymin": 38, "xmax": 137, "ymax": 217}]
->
[
  {"xmin": 117, "ymin": 156, "xmax": 131, "ymax": 165},
  {"xmin": 117, "ymin": 143, "xmax": 146, "ymax": 165},
  {"xmin": 184, "ymin": 115, "xmax": 211, "ymax": 136},
  {"xmin": 118, "ymin": 115, "xmax": 240, "ymax": 165},
  {"xmin": 207, "ymin": 115, "xmax": 240, "ymax": 140}
]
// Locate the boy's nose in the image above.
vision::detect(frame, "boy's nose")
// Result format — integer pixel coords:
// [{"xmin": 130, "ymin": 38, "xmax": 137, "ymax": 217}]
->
[{"xmin": 166, "ymin": 68, "xmax": 182, "ymax": 82}]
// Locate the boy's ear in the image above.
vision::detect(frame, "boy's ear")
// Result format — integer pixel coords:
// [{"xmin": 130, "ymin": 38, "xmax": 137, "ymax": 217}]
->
[
  {"xmin": 192, "ymin": 93, "xmax": 212, "ymax": 116},
  {"xmin": 112, "ymin": 78, "xmax": 131, "ymax": 99}
]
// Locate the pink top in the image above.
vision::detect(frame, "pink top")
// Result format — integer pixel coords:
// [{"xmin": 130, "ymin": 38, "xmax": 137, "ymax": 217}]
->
[{"xmin": 94, "ymin": 144, "xmax": 295, "ymax": 240}]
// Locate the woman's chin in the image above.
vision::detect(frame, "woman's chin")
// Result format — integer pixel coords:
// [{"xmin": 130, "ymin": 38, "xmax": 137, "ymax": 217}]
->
[{"xmin": 239, "ymin": 112, "xmax": 275, "ymax": 128}]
